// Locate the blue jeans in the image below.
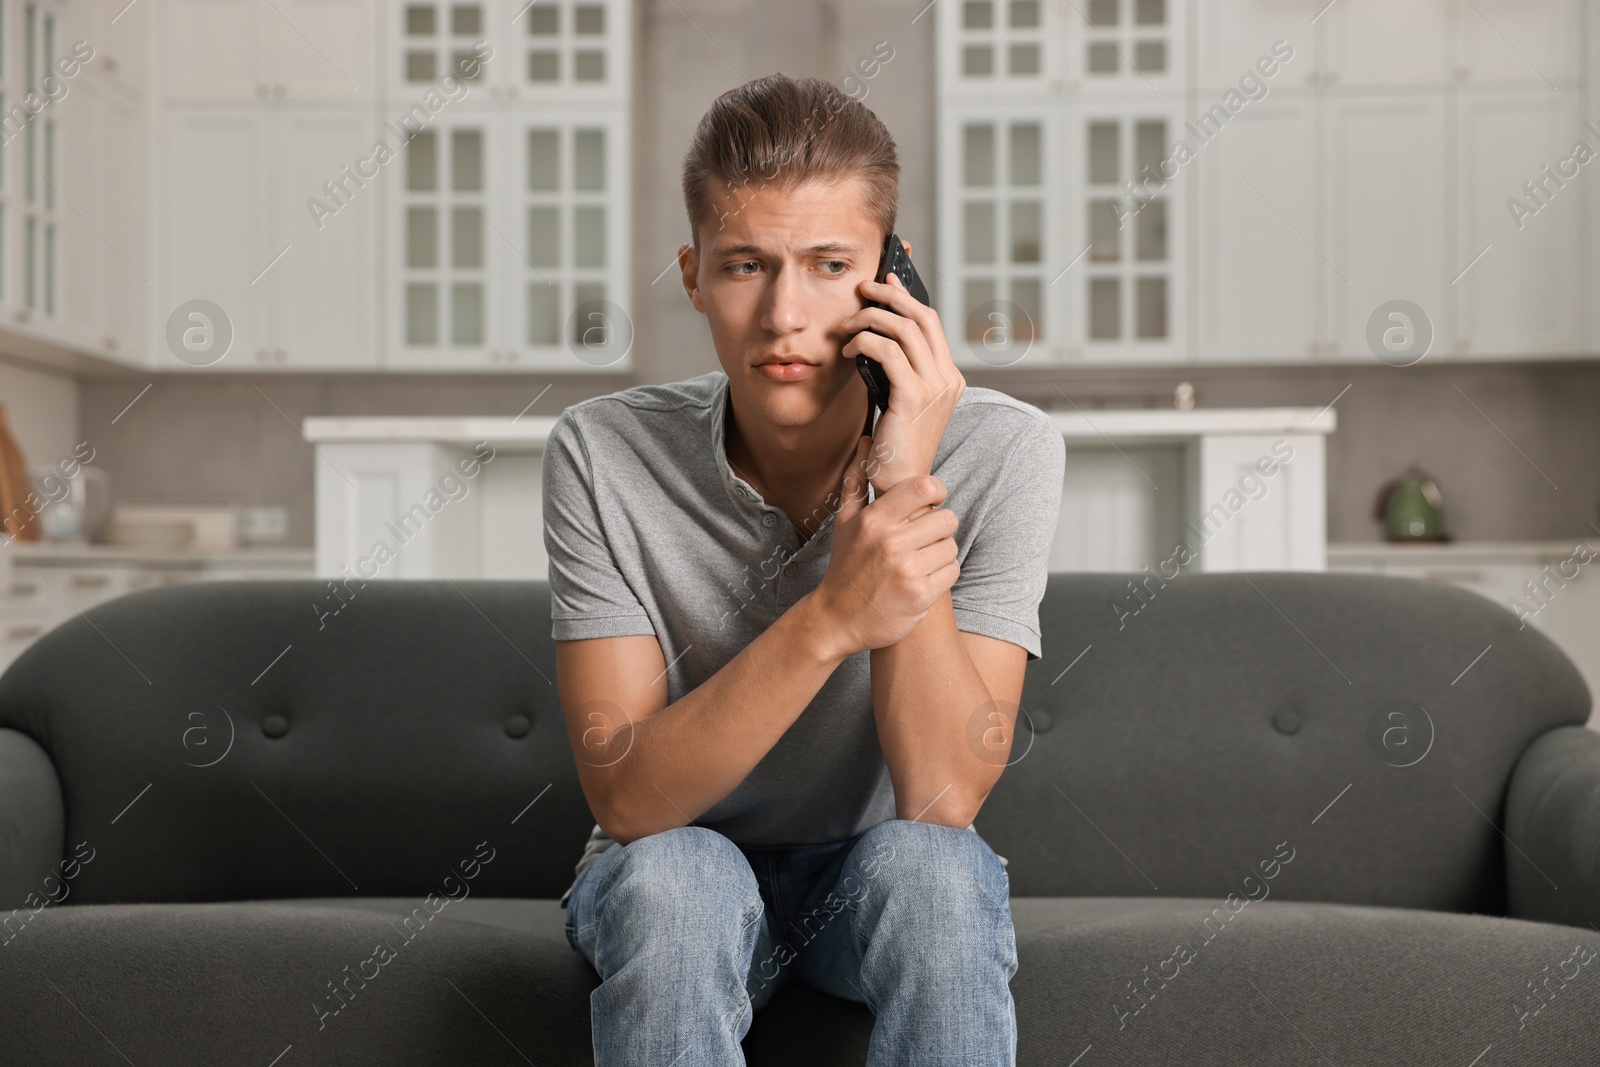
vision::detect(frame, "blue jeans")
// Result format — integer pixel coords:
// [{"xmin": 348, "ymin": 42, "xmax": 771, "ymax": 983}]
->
[{"xmin": 563, "ymin": 819, "xmax": 1018, "ymax": 1065}]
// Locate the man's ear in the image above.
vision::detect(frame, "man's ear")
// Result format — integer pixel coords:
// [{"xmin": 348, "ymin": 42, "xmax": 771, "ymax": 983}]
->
[
  {"xmin": 679, "ymin": 242, "xmax": 705, "ymax": 314},
  {"xmin": 901, "ymin": 239, "xmax": 912, "ymax": 259}
]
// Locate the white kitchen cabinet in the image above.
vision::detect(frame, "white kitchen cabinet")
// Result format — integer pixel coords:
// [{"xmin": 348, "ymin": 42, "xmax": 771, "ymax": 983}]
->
[
  {"xmin": 1323, "ymin": 95, "xmax": 1451, "ymax": 359},
  {"xmin": 1456, "ymin": 0, "xmax": 1583, "ymax": 87},
  {"xmin": 1063, "ymin": 98, "xmax": 1188, "ymax": 364},
  {"xmin": 387, "ymin": 0, "xmax": 629, "ymax": 107},
  {"xmin": 386, "ymin": 104, "xmax": 630, "ymax": 372},
  {"xmin": 1454, "ymin": 91, "xmax": 1589, "ymax": 358},
  {"xmin": 1194, "ymin": 0, "xmax": 1316, "ymax": 93},
  {"xmin": 159, "ymin": 0, "xmax": 376, "ymax": 103},
  {"xmin": 940, "ymin": 99, "xmax": 1059, "ymax": 367},
  {"xmin": 383, "ymin": 0, "xmax": 630, "ymax": 372},
  {"xmin": 57, "ymin": 71, "xmax": 148, "ymax": 365},
  {"xmin": 1195, "ymin": 98, "xmax": 1319, "ymax": 362},
  {"xmin": 90, "ymin": 0, "xmax": 149, "ymax": 100},
  {"xmin": 947, "ymin": 0, "xmax": 1597, "ymax": 369},
  {"xmin": 264, "ymin": 109, "xmax": 383, "ymax": 368},
  {"xmin": 305, "ymin": 406, "xmax": 1336, "ymax": 580},
  {"xmin": 1323, "ymin": 0, "xmax": 1456, "ymax": 88},
  {"xmin": 158, "ymin": 108, "xmax": 381, "ymax": 370},
  {"xmin": 157, "ymin": 110, "xmax": 270, "ymax": 368}
]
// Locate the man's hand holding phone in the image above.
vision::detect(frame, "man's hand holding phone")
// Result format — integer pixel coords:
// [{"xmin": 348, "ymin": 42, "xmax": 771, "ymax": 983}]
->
[
  {"xmin": 842, "ymin": 244, "xmax": 966, "ymax": 494},
  {"xmin": 805, "ymin": 441, "xmax": 961, "ymax": 659}
]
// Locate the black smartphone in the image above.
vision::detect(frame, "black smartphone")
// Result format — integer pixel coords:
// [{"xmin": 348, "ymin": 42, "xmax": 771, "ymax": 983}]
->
[{"xmin": 857, "ymin": 231, "xmax": 931, "ymax": 437}]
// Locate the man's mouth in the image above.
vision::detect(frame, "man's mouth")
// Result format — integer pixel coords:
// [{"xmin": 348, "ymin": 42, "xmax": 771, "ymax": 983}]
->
[{"xmin": 754, "ymin": 356, "xmax": 820, "ymax": 381}]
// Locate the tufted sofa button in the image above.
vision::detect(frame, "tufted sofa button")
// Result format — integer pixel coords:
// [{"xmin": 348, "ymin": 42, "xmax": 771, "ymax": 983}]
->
[
  {"xmin": 505, "ymin": 714, "xmax": 532, "ymax": 739},
  {"xmin": 1029, "ymin": 708, "xmax": 1054, "ymax": 733},
  {"xmin": 262, "ymin": 714, "xmax": 290, "ymax": 739},
  {"xmin": 1272, "ymin": 709, "xmax": 1303, "ymax": 735}
]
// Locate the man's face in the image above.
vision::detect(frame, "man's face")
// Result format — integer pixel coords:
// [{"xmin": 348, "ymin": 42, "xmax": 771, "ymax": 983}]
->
[{"xmin": 679, "ymin": 176, "xmax": 882, "ymax": 431}]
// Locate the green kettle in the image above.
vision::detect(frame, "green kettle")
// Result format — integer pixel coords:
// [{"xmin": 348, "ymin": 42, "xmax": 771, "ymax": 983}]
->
[{"xmin": 1373, "ymin": 465, "xmax": 1447, "ymax": 542}]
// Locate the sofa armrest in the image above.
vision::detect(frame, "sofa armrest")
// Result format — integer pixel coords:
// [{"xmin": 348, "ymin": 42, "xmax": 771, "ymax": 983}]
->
[
  {"xmin": 1504, "ymin": 725, "xmax": 1600, "ymax": 930},
  {"xmin": 0, "ymin": 727, "xmax": 64, "ymax": 913}
]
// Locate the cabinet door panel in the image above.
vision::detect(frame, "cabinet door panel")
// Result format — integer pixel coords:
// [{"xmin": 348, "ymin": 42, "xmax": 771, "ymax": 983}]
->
[
  {"xmin": 504, "ymin": 109, "xmax": 633, "ymax": 371},
  {"xmin": 1325, "ymin": 97, "xmax": 1449, "ymax": 359},
  {"xmin": 1196, "ymin": 99, "xmax": 1318, "ymax": 362},
  {"xmin": 268, "ymin": 110, "xmax": 380, "ymax": 367},
  {"xmin": 1456, "ymin": 92, "xmax": 1588, "ymax": 356},
  {"xmin": 59, "ymin": 74, "xmax": 107, "ymax": 352},
  {"xmin": 159, "ymin": 112, "xmax": 268, "ymax": 369},
  {"xmin": 385, "ymin": 113, "xmax": 502, "ymax": 368},
  {"xmin": 1458, "ymin": 0, "xmax": 1583, "ymax": 85},
  {"xmin": 103, "ymin": 92, "xmax": 148, "ymax": 363},
  {"xmin": 160, "ymin": 0, "xmax": 269, "ymax": 100},
  {"xmin": 1195, "ymin": 0, "xmax": 1315, "ymax": 92},
  {"xmin": 1324, "ymin": 0, "xmax": 1455, "ymax": 87},
  {"xmin": 269, "ymin": 0, "xmax": 376, "ymax": 100}
]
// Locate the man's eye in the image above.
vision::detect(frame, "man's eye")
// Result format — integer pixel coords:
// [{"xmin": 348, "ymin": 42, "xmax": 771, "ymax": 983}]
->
[
  {"xmin": 730, "ymin": 261, "xmax": 759, "ymax": 275},
  {"xmin": 822, "ymin": 261, "xmax": 848, "ymax": 274}
]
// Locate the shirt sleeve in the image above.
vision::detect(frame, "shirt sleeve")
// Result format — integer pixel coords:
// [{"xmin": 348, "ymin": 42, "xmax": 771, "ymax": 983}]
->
[
  {"xmin": 948, "ymin": 412, "xmax": 1065, "ymax": 661},
  {"xmin": 542, "ymin": 411, "xmax": 658, "ymax": 642}
]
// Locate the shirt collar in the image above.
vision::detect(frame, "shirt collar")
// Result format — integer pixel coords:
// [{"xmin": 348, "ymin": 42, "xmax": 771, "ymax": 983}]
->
[
  {"xmin": 709, "ymin": 372, "xmax": 762, "ymax": 512},
  {"xmin": 707, "ymin": 371, "xmax": 844, "ymax": 545}
]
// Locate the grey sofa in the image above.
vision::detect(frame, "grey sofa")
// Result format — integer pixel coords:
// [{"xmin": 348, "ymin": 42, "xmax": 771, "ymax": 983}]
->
[{"xmin": 0, "ymin": 572, "xmax": 1594, "ymax": 1065}]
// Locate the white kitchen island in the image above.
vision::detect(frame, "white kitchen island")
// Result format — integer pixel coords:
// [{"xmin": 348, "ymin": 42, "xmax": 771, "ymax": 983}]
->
[{"xmin": 303, "ymin": 405, "xmax": 1336, "ymax": 581}]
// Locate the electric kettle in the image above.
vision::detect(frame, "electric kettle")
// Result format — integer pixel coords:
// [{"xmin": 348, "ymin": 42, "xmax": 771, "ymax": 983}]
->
[{"xmin": 1373, "ymin": 465, "xmax": 1447, "ymax": 542}]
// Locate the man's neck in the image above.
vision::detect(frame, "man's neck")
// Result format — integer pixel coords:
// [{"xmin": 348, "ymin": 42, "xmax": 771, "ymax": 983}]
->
[{"xmin": 724, "ymin": 391, "xmax": 867, "ymax": 538}]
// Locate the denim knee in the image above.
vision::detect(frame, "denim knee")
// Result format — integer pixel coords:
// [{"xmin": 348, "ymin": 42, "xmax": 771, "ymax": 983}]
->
[
  {"xmin": 852, "ymin": 819, "xmax": 1012, "ymax": 916},
  {"xmin": 594, "ymin": 825, "xmax": 763, "ymax": 938}
]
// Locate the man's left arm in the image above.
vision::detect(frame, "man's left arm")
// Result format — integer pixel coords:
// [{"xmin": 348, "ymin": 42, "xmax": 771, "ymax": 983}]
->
[
  {"xmin": 841, "ymin": 263, "xmax": 1064, "ymax": 828},
  {"xmin": 870, "ymin": 421, "xmax": 1065, "ymax": 828}
]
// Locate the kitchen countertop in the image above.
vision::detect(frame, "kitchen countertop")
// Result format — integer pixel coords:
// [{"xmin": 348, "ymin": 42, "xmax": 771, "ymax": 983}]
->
[{"xmin": 3, "ymin": 541, "xmax": 314, "ymax": 568}]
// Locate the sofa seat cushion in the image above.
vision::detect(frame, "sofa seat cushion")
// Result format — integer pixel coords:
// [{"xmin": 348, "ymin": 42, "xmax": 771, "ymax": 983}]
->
[{"xmin": 2, "ymin": 896, "xmax": 1592, "ymax": 1066}]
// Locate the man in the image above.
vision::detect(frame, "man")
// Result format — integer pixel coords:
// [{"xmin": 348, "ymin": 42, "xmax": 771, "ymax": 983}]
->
[{"xmin": 547, "ymin": 73, "xmax": 1064, "ymax": 1065}]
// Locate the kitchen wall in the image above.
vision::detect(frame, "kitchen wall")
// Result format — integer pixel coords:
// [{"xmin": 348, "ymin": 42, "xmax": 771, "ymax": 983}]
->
[
  {"xmin": 0, "ymin": 359, "xmax": 78, "ymax": 467},
  {"xmin": 68, "ymin": 357, "xmax": 1600, "ymax": 549},
  {"xmin": 22, "ymin": 0, "xmax": 1600, "ymax": 551}
]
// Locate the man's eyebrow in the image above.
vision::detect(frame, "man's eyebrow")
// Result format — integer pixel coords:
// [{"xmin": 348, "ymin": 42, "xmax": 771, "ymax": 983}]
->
[{"xmin": 709, "ymin": 241, "xmax": 868, "ymax": 258}]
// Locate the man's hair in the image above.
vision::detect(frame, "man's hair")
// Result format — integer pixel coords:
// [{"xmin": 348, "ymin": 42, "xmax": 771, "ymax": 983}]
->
[{"xmin": 681, "ymin": 73, "xmax": 899, "ymax": 252}]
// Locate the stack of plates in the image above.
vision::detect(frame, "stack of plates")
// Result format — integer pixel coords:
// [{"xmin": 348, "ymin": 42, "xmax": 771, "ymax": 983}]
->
[{"xmin": 102, "ymin": 504, "xmax": 239, "ymax": 552}]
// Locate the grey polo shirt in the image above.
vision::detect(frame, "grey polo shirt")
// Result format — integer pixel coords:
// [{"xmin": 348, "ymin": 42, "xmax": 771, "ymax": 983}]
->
[{"xmin": 545, "ymin": 370, "xmax": 1065, "ymax": 907}]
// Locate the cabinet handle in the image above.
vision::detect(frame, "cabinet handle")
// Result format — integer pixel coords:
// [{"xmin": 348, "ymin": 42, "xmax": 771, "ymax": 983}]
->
[
  {"xmin": 5, "ymin": 625, "xmax": 43, "ymax": 640},
  {"xmin": 104, "ymin": 335, "xmax": 119, "ymax": 350},
  {"xmin": 70, "ymin": 573, "xmax": 111, "ymax": 588}
]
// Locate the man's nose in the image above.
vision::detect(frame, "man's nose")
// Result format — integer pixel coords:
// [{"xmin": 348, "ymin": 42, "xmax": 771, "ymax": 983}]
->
[{"xmin": 762, "ymin": 263, "xmax": 809, "ymax": 333}]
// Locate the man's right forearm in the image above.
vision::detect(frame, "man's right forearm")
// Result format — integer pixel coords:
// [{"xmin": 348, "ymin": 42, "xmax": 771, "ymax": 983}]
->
[{"xmin": 597, "ymin": 590, "xmax": 850, "ymax": 844}]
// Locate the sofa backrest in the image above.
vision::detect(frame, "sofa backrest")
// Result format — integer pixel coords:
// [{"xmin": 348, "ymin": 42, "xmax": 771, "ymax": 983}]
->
[
  {"xmin": 0, "ymin": 573, "xmax": 1588, "ymax": 911},
  {"xmin": 996, "ymin": 571, "xmax": 1590, "ymax": 914},
  {"xmin": 0, "ymin": 581, "xmax": 582, "ymax": 905}
]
